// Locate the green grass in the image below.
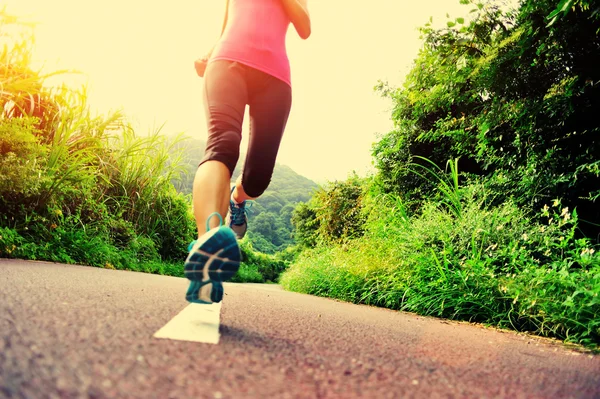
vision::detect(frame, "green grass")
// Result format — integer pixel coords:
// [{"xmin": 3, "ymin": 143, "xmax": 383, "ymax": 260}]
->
[
  {"xmin": 0, "ymin": 225, "xmax": 178, "ymax": 275},
  {"xmin": 0, "ymin": 225, "xmax": 286, "ymax": 283},
  {"xmin": 0, "ymin": 11, "xmax": 287, "ymax": 285},
  {"xmin": 281, "ymin": 186, "xmax": 600, "ymax": 348}
]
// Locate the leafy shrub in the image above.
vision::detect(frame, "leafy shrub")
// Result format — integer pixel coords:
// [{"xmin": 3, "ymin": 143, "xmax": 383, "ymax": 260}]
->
[
  {"xmin": 291, "ymin": 173, "xmax": 368, "ymax": 248},
  {"xmin": 282, "ymin": 183, "xmax": 600, "ymax": 347},
  {"xmin": 0, "ymin": 10, "xmax": 196, "ymax": 274},
  {"xmin": 0, "ymin": 227, "xmax": 24, "ymax": 257},
  {"xmin": 234, "ymin": 239, "xmax": 288, "ymax": 283},
  {"xmin": 0, "ymin": 118, "xmax": 48, "ymax": 216},
  {"xmin": 232, "ymin": 263, "xmax": 265, "ymax": 284},
  {"xmin": 372, "ymin": 0, "xmax": 600, "ymax": 235},
  {"xmin": 108, "ymin": 218, "xmax": 136, "ymax": 249},
  {"xmin": 147, "ymin": 189, "xmax": 196, "ymax": 260},
  {"xmin": 128, "ymin": 235, "xmax": 161, "ymax": 263},
  {"xmin": 291, "ymin": 202, "xmax": 319, "ymax": 248}
]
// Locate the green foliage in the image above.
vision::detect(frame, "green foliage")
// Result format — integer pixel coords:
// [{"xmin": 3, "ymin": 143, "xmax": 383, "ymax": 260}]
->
[
  {"xmin": 291, "ymin": 201, "xmax": 319, "ymax": 248},
  {"xmin": 230, "ymin": 239, "xmax": 291, "ymax": 283},
  {"xmin": 0, "ymin": 9, "xmax": 299, "ymax": 285},
  {"xmin": 0, "ymin": 227, "xmax": 22, "ymax": 256},
  {"xmin": 313, "ymin": 174, "xmax": 367, "ymax": 243},
  {"xmin": 233, "ymin": 262, "xmax": 265, "ymax": 284},
  {"xmin": 171, "ymin": 137, "xmax": 319, "ymax": 254},
  {"xmin": 547, "ymin": 0, "xmax": 600, "ymax": 28},
  {"xmin": 372, "ymin": 0, "xmax": 600, "ymax": 235},
  {"xmin": 285, "ymin": 0, "xmax": 600, "ymax": 345},
  {"xmin": 282, "ymin": 180, "xmax": 600, "ymax": 347},
  {"xmin": 407, "ymin": 157, "xmax": 463, "ymax": 218},
  {"xmin": 0, "ymin": 10, "xmax": 195, "ymax": 274},
  {"xmin": 0, "ymin": 117, "xmax": 47, "ymax": 197},
  {"xmin": 291, "ymin": 173, "xmax": 368, "ymax": 248}
]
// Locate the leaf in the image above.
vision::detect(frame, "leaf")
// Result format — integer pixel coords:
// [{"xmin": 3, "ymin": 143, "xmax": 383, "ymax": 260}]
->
[
  {"xmin": 447, "ymin": 21, "xmax": 456, "ymax": 28},
  {"xmin": 559, "ymin": 0, "xmax": 574, "ymax": 13},
  {"xmin": 548, "ymin": 9, "xmax": 561, "ymax": 19},
  {"xmin": 457, "ymin": 17, "xmax": 465, "ymax": 24},
  {"xmin": 547, "ymin": 0, "xmax": 575, "ymax": 26}
]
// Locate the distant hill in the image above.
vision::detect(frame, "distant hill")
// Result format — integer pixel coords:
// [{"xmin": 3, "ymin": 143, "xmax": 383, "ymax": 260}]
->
[{"xmin": 170, "ymin": 136, "xmax": 319, "ymax": 253}]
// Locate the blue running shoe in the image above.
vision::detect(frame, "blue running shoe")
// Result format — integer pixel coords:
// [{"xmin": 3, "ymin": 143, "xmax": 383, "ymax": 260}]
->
[
  {"xmin": 184, "ymin": 212, "xmax": 240, "ymax": 304},
  {"xmin": 226, "ymin": 186, "xmax": 251, "ymax": 239}
]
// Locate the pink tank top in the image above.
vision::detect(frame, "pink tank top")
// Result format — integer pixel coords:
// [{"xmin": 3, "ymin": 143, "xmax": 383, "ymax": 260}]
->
[{"xmin": 210, "ymin": 0, "xmax": 292, "ymax": 86}]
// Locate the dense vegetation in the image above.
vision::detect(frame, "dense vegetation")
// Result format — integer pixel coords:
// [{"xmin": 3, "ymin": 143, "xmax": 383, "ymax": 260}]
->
[
  {"xmin": 282, "ymin": 0, "xmax": 600, "ymax": 348},
  {"xmin": 0, "ymin": 10, "xmax": 291, "ymax": 283},
  {"xmin": 172, "ymin": 137, "xmax": 318, "ymax": 254},
  {"xmin": 372, "ymin": 0, "xmax": 599, "ymax": 233},
  {"xmin": 2, "ymin": 0, "xmax": 599, "ymax": 348},
  {"xmin": 0, "ymin": 10, "xmax": 193, "ymax": 274}
]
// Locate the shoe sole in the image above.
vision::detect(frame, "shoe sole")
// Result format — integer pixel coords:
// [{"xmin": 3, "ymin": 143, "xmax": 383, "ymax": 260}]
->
[{"xmin": 184, "ymin": 226, "xmax": 240, "ymax": 303}]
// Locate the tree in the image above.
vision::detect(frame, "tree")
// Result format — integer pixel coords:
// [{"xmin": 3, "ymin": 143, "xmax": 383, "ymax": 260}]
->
[
  {"xmin": 373, "ymin": 0, "xmax": 600, "ymax": 236},
  {"xmin": 291, "ymin": 202, "xmax": 319, "ymax": 248}
]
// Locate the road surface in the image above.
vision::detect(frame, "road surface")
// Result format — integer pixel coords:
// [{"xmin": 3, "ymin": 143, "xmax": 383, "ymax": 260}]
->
[{"xmin": 1, "ymin": 259, "xmax": 599, "ymax": 398}]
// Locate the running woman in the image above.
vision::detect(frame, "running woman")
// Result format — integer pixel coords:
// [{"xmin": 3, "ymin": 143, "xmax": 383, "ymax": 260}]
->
[{"xmin": 184, "ymin": 0, "xmax": 311, "ymax": 304}]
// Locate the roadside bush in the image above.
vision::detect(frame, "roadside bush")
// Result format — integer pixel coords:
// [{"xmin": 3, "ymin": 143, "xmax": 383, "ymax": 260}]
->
[
  {"xmin": 291, "ymin": 173, "xmax": 368, "ymax": 248},
  {"xmin": 373, "ymin": 0, "xmax": 600, "ymax": 235},
  {"xmin": 281, "ymin": 183, "xmax": 600, "ymax": 347},
  {"xmin": 0, "ymin": 227, "xmax": 24, "ymax": 257},
  {"xmin": 0, "ymin": 10, "xmax": 196, "ymax": 274},
  {"xmin": 233, "ymin": 239, "xmax": 288, "ymax": 283}
]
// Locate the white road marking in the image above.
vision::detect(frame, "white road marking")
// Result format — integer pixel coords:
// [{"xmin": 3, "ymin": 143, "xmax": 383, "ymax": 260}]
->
[{"xmin": 153, "ymin": 302, "xmax": 222, "ymax": 344}]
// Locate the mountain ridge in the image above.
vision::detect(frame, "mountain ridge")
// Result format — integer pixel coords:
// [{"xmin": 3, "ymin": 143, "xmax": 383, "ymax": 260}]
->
[{"xmin": 170, "ymin": 135, "xmax": 319, "ymax": 253}]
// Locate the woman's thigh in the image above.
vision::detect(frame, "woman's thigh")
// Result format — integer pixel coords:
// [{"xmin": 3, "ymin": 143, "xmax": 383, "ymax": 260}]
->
[
  {"xmin": 200, "ymin": 60, "xmax": 249, "ymax": 174},
  {"xmin": 242, "ymin": 72, "xmax": 292, "ymax": 197}
]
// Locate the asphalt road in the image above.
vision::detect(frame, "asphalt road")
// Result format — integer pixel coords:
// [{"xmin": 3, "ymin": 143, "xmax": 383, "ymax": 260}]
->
[{"xmin": 1, "ymin": 259, "xmax": 599, "ymax": 399}]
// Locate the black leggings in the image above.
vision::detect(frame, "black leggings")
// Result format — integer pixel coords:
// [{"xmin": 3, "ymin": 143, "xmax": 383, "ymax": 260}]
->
[{"xmin": 199, "ymin": 60, "xmax": 292, "ymax": 198}]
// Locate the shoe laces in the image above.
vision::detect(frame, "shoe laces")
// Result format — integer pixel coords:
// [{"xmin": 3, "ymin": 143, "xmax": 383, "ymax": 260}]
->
[{"xmin": 230, "ymin": 200, "xmax": 252, "ymax": 225}]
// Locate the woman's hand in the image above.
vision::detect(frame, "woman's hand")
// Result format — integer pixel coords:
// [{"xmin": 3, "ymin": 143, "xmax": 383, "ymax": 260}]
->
[
  {"xmin": 194, "ymin": 43, "xmax": 217, "ymax": 78},
  {"xmin": 194, "ymin": 57, "xmax": 209, "ymax": 78},
  {"xmin": 280, "ymin": 0, "xmax": 311, "ymax": 39},
  {"xmin": 194, "ymin": 49, "xmax": 212, "ymax": 77}
]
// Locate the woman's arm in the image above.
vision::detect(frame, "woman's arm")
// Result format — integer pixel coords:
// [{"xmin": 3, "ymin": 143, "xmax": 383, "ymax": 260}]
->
[
  {"xmin": 280, "ymin": 0, "xmax": 311, "ymax": 40},
  {"xmin": 195, "ymin": 0, "xmax": 230, "ymax": 77},
  {"xmin": 207, "ymin": 0, "xmax": 230, "ymax": 59},
  {"xmin": 219, "ymin": 0, "xmax": 230, "ymax": 37}
]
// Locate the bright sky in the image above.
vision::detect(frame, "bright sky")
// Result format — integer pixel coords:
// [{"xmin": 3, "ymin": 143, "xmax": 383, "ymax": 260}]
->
[{"xmin": 5, "ymin": 0, "xmax": 471, "ymax": 183}]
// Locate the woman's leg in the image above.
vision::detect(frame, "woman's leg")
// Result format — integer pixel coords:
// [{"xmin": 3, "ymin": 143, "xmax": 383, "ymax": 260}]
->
[
  {"xmin": 195, "ymin": 61, "xmax": 248, "ymax": 237},
  {"xmin": 231, "ymin": 173, "xmax": 254, "ymax": 203},
  {"xmin": 192, "ymin": 161, "xmax": 231, "ymax": 237},
  {"xmin": 184, "ymin": 60, "xmax": 248, "ymax": 304},
  {"xmin": 226, "ymin": 69, "xmax": 292, "ymax": 238},
  {"xmin": 240, "ymin": 70, "xmax": 292, "ymax": 199}
]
